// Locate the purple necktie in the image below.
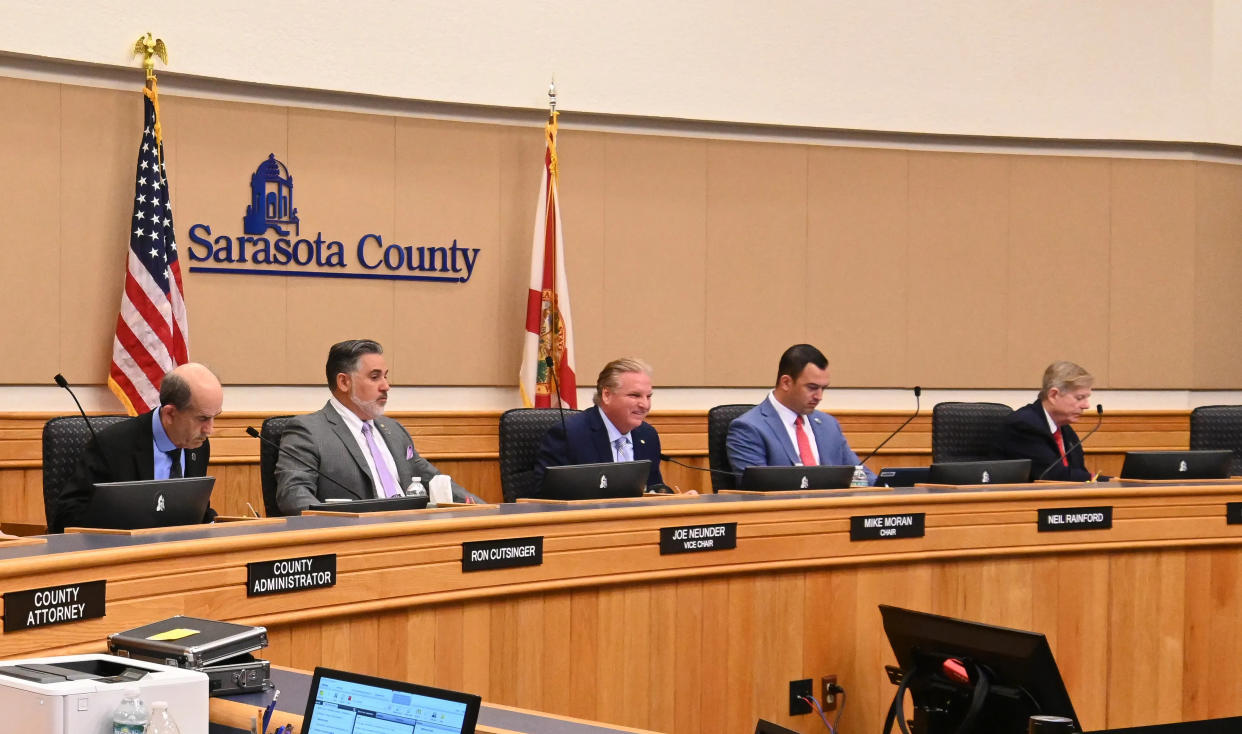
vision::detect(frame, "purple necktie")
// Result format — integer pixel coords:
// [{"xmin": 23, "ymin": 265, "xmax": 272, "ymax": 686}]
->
[{"xmin": 361, "ymin": 422, "xmax": 400, "ymax": 498}]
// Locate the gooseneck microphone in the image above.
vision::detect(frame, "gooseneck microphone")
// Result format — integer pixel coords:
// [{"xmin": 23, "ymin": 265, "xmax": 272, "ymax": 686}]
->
[
  {"xmin": 54, "ymin": 374, "xmax": 100, "ymax": 445},
  {"xmin": 659, "ymin": 453, "xmax": 742, "ymax": 481},
  {"xmin": 245, "ymin": 425, "xmax": 356, "ymax": 494},
  {"xmin": 858, "ymin": 386, "xmax": 922, "ymax": 466},
  {"xmin": 544, "ymin": 355, "xmax": 570, "ymax": 438},
  {"xmin": 1037, "ymin": 404, "xmax": 1104, "ymax": 480}
]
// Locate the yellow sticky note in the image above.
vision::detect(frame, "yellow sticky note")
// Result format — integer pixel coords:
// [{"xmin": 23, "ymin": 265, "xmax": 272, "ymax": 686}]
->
[{"xmin": 146, "ymin": 628, "xmax": 199, "ymax": 641}]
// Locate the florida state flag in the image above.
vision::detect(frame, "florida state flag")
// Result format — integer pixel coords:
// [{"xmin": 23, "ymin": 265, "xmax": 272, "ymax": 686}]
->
[{"xmin": 519, "ymin": 110, "xmax": 577, "ymax": 408}]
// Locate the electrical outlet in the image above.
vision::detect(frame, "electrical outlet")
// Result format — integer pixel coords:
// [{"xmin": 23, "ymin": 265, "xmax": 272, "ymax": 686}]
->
[
  {"xmin": 789, "ymin": 678, "xmax": 813, "ymax": 715},
  {"xmin": 821, "ymin": 674, "xmax": 838, "ymax": 710}
]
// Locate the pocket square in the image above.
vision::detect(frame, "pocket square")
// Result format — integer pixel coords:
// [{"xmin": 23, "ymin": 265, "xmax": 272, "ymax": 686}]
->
[{"xmin": 406, "ymin": 445, "xmax": 414, "ymax": 460}]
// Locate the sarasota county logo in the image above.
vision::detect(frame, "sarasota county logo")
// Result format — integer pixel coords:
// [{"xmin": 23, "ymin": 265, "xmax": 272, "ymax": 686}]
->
[
  {"xmin": 186, "ymin": 154, "xmax": 479, "ymax": 283},
  {"xmin": 243, "ymin": 154, "xmax": 299, "ymax": 236}
]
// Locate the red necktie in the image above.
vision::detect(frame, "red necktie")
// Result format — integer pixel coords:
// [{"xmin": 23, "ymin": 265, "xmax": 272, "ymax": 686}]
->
[
  {"xmin": 794, "ymin": 415, "xmax": 817, "ymax": 466},
  {"xmin": 1052, "ymin": 428, "xmax": 1068, "ymax": 467}
]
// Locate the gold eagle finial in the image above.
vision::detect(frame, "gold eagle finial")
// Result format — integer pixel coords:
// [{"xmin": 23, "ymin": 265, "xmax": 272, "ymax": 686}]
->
[{"xmin": 132, "ymin": 33, "xmax": 168, "ymax": 80}]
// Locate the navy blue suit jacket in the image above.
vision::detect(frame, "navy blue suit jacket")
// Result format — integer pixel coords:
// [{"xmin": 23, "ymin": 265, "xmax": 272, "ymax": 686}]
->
[
  {"xmin": 531, "ymin": 407, "xmax": 664, "ymax": 497},
  {"xmin": 993, "ymin": 399, "xmax": 1091, "ymax": 481},
  {"xmin": 726, "ymin": 398, "xmax": 876, "ymax": 484}
]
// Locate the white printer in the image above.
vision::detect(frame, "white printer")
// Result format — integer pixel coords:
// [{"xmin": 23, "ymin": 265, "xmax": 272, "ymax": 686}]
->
[{"xmin": 0, "ymin": 653, "xmax": 208, "ymax": 734}]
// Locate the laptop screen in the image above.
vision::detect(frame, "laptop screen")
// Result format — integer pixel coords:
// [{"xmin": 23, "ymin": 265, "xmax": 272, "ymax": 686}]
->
[{"xmin": 303, "ymin": 667, "xmax": 481, "ymax": 734}]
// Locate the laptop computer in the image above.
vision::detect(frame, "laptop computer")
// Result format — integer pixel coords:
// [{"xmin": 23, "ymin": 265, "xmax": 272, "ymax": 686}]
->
[
  {"xmin": 540, "ymin": 460, "xmax": 651, "ymax": 500},
  {"xmin": 306, "ymin": 495, "xmax": 429, "ymax": 513},
  {"xmin": 927, "ymin": 459, "xmax": 1031, "ymax": 486},
  {"xmin": 1119, "ymin": 450, "xmax": 1233, "ymax": 480},
  {"xmin": 876, "ymin": 467, "xmax": 931, "ymax": 487},
  {"xmin": 302, "ymin": 666, "xmax": 481, "ymax": 734},
  {"xmin": 739, "ymin": 465, "xmax": 856, "ymax": 491},
  {"xmin": 86, "ymin": 476, "xmax": 215, "ymax": 530}
]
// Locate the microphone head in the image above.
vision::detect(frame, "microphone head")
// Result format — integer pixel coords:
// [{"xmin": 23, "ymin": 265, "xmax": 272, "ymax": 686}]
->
[
  {"xmin": 245, "ymin": 426, "xmax": 260, "ymax": 439},
  {"xmin": 544, "ymin": 355, "xmax": 555, "ymax": 369},
  {"xmin": 54, "ymin": 374, "xmax": 68, "ymax": 388},
  {"xmin": 659, "ymin": 453, "xmax": 671, "ymax": 461},
  {"xmin": 1096, "ymin": 404, "xmax": 1103, "ymax": 415},
  {"xmin": 913, "ymin": 386, "xmax": 922, "ymax": 397}
]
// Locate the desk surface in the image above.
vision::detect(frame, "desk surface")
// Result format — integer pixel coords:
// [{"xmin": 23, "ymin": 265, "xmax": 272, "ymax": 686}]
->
[
  {"xmin": 209, "ymin": 667, "xmax": 660, "ymax": 734},
  {"xmin": 2, "ymin": 481, "xmax": 1242, "ymax": 734}
]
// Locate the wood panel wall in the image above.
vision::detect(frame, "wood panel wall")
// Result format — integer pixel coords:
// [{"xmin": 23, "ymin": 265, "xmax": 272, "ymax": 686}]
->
[
  {"xmin": 4, "ymin": 74, "xmax": 1242, "ymax": 390},
  {"xmin": 0, "ymin": 409, "xmax": 1194, "ymax": 528}
]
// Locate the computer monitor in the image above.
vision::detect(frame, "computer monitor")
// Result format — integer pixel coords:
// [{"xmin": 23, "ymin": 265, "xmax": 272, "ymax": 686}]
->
[
  {"xmin": 540, "ymin": 460, "xmax": 651, "ymax": 500},
  {"xmin": 85, "ymin": 476, "xmax": 215, "ymax": 530},
  {"xmin": 927, "ymin": 459, "xmax": 1031, "ymax": 486},
  {"xmin": 876, "ymin": 467, "xmax": 931, "ymax": 487},
  {"xmin": 302, "ymin": 666, "xmax": 481, "ymax": 734},
  {"xmin": 739, "ymin": 465, "xmax": 856, "ymax": 491},
  {"xmin": 880, "ymin": 604, "xmax": 1079, "ymax": 734},
  {"xmin": 1119, "ymin": 450, "xmax": 1233, "ymax": 480},
  {"xmin": 306, "ymin": 495, "xmax": 429, "ymax": 513}
]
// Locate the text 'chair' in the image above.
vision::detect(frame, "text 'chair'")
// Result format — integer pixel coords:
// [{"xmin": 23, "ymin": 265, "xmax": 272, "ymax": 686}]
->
[
  {"xmin": 707, "ymin": 404, "xmax": 754, "ymax": 491},
  {"xmin": 931, "ymin": 402, "xmax": 1013, "ymax": 464},
  {"xmin": 259, "ymin": 415, "xmax": 296, "ymax": 517},
  {"xmin": 42, "ymin": 415, "xmax": 129, "ymax": 529},
  {"xmin": 499, "ymin": 407, "xmax": 580, "ymax": 502},
  {"xmin": 1190, "ymin": 405, "xmax": 1242, "ymax": 476}
]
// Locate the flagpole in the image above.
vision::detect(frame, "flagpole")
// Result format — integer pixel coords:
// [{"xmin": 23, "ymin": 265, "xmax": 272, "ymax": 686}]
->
[{"xmin": 545, "ymin": 78, "xmax": 561, "ymax": 404}]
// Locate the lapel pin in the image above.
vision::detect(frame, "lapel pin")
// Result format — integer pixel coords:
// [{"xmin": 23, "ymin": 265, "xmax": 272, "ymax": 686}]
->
[
  {"xmin": 640, "ymin": 439, "xmax": 646, "ymax": 445},
  {"xmin": 189, "ymin": 452, "xmax": 196, "ymax": 460},
  {"xmin": 406, "ymin": 445, "xmax": 414, "ymax": 460},
  {"xmin": 813, "ymin": 416, "xmax": 821, "ymax": 424}
]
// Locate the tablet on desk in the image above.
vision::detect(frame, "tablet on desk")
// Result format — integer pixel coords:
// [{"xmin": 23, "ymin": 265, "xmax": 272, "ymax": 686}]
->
[
  {"xmin": 305, "ymin": 495, "xmax": 429, "ymax": 513},
  {"xmin": 302, "ymin": 666, "xmax": 480, "ymax": 734}
]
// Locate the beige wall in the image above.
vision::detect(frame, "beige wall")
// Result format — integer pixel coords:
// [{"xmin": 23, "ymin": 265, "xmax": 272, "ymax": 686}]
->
[
  {"xmin": 1, "ymin": 1, "xmax": 1236, "ymax": 144},
  {"xmin": 4, "ymin": 74, "xmax": 1242, "ymax": 390}
]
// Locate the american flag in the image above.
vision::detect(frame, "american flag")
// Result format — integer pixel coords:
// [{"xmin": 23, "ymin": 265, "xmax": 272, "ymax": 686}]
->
[{"xmin": 107, "ymin": 84, "xmax": 189, "ymax": 415}]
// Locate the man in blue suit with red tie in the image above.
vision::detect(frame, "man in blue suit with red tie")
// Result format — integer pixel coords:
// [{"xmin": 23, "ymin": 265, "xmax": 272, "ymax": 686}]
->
[
  {"xmin": 532, "ymin": 358, "xmax": 666, "ymax": 496},
  {"xmin": 726, "ymin": 344, "xmax": 875, "ymax": 485}
]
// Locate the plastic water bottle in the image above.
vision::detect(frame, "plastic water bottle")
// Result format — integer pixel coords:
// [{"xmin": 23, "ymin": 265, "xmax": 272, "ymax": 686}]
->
[
  {"xmin": 405, "ymin": 476, "xmax": 426, "ymax": 498},
  {"xmin": 850, "ymin": 465, "xmax": 869, "ymax": 488},
  {"xmin": 113, "ymin": 687, "xmax": 148, "ymax": 734},
  {"xmin": 147, "ymin": 702, "xmax": 182, "ymax": 734}
]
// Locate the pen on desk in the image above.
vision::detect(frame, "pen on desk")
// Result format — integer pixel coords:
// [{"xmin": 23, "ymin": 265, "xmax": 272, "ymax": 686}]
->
[
  {"xmin": 246, "ymin": 501, "xmax": 261, "ymax": 519},
  {"xmin": 1090, "ymin": 471, "xmax": 1101, "ymax": 483},
  {"xmin": 261, "ymin": 689, "xmax": 280, "ymax": 734}
]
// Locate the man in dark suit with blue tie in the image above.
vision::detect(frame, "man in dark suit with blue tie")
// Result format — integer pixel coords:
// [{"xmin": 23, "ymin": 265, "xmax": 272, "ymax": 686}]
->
[
  {"xmin": 726, "ymin": 344, "xmax": 875, "ymax": 484},
  {"xmin": 531, "ymin": 358, "xmax": 665, "ymax": 496}
]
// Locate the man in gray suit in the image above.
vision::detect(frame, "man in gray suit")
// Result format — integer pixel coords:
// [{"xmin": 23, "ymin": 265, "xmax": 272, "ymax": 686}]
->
[{"xmin": 275, "ymin": 339, "xmax": 480, "ymax": 514}]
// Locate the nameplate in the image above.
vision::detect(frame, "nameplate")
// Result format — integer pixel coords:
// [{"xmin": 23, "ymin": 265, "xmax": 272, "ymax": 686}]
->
[
  {"xmin": 247, "ymin": 554, "xmax": 337, "ymax": 596},
  {"xmin": 462, "ymin": 537, "xmax": 543, "ymax": 572},
  {"xmin": 1038, "ymin": 506, "xmax": 1112, "ymax": 532},
  {"xmin": 4, "ymin": 580, "xmax": 106, "ymax": 633},
  {"xmin": 660, "ymin": 523, "xmax": 737, "ymax": 555},
  {"xmin": 1228, "ymin": 503, "xmax": 1242, "ymax": 525},
  {"xmin": 850, "ymin": 513, "xmax": 925, "ymax": 541}
]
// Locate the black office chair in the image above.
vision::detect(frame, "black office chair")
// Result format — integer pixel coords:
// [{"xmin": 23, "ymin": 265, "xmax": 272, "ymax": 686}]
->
[
  {"xmin": 42, "ymin": 415, "xmax": 130, "ymax": 529},
  {"xmin": 498, "ymin": 407, "xmax": 579, "ymax": 502},
  {"xmin": 707, "ymin": 404, "xmax": 754, "ymax": 491},
  {"xmin": 1190, "ymin": 405, "xmax": 1242, "ymax": 476},
  {"xmin": 259, "ymin": 415, "xmax": 297, "ymax": 517},
  {"xmin": 931, "ymin": 402, "xmax": 1013, "ymax": 463}
]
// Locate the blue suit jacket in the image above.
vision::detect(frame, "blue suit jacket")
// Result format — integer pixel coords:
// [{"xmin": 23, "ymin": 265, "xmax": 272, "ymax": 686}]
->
[
  {"xmin": 726, "ymin": 398, "xmax": 876, "ymax": 484},
  {"xmin": 532, "ymin": 407, "xmax": 664, "ymax": 496}
]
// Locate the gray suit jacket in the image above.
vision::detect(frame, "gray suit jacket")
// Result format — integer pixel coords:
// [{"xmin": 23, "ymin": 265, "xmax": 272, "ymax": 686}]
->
[{"xmin": 274, "ymin": 401, "xmax": 476, "ymax": 514}]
